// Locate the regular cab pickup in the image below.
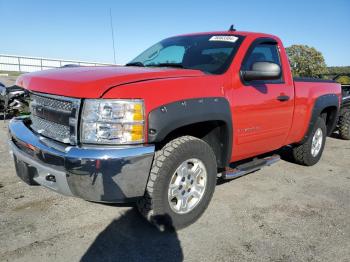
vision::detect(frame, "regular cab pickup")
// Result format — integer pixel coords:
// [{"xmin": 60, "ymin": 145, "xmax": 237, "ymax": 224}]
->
[{"xmin": 9, "ymin": 29, "xmax": 341, "ymax": 229}]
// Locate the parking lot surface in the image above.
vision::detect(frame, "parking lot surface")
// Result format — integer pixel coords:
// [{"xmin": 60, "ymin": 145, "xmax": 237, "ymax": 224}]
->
[{"xmin": 0, "ymin": 119, "xmax": 349, "ymax": 262}]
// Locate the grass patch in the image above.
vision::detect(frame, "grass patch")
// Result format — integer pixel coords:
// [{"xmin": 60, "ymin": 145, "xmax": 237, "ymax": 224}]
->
[{"xmin": 0, "ymin": 71, "xmax": 23, "ymax": 77}]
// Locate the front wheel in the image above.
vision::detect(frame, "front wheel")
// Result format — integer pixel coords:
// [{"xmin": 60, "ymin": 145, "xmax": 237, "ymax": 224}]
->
[
  {"xmin": 292, "ymin": 117, "xmax": 327, "ymax": 166},
  {"xmin": 137, "ymin": 136, "xmax": 217, "ymax": 230}
]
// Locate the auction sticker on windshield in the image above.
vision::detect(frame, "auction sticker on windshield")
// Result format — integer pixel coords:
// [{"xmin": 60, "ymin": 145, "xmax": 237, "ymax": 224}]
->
[{"xmin": 209, "ymin": 35, "xmax": 238, "ymax": 43}]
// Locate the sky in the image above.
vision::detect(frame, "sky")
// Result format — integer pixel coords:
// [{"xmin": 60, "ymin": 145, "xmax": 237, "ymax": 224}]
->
[{"xmin": 0, "ymin": 0, "xmax": 349, "ymax": 66}]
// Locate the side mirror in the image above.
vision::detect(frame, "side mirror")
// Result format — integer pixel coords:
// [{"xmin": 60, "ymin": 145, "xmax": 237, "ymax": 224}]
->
[{"xmin": 241, "ymin": 62, "xmax": 281, "ymax": 82}]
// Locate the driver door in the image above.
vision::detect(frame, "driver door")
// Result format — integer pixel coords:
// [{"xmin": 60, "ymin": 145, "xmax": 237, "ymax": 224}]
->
[{"xmin": 231, "ymin": 39, "xmax": 294, "ymax": 161}]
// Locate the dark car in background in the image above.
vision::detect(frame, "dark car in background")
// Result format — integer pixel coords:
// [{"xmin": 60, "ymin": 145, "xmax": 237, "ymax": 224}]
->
[
  {"xmin": 321, "ymin": 74, "xmax": 350, "ymax": 140},
  {"xmin": 336, "ymin": 74, "xmax": 350, "ymax": 140}
]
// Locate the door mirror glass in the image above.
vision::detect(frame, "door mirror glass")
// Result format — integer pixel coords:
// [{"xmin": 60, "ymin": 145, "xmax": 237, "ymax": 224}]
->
[{"xmin": 241, "ymin": 61, "xmax": 281, "ymax": 81}]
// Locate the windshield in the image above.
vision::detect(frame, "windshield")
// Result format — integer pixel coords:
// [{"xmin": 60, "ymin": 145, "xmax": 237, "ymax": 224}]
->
[{"xmin": 127, "ymin": 34, "xmax": 243, "ymax": 74}]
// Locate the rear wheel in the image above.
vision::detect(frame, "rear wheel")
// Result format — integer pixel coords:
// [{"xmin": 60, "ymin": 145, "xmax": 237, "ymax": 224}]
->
[
  {"xmin": 292, "ymin": 117, "xmax": 327, "ymax": 166},
  {"xmin": 137, "ymin": 136, "xmax": 217, "ymax": 230},
  {"xmin": 339, "ymin": 109, "xmax": 350, "ymax": 140}
]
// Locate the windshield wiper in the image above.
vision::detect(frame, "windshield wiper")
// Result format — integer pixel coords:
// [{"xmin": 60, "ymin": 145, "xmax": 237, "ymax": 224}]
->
[
  {"xmin": 149, "ymin": 63, "xmax": 184, "ymax": 68},
  {"xmin": 125, "ymin": 62, "xmax": 144, "ymax": 67}
]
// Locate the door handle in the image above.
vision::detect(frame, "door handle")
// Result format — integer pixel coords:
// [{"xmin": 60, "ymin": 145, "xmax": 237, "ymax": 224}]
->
[{"xmin": 277, "ymin": 95, "xmax": 290, "ymax": 102}]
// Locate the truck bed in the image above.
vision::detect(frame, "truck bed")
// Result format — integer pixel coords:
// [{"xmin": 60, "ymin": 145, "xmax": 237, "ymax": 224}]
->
[{"xmin": 286, "ymin": 78, "xmax": 341, "ymax": 144}]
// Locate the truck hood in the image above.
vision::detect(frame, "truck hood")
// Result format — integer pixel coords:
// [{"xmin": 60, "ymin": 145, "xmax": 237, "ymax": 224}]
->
[{"xmin": 16, "ymin": 66, "xmax": 204, "ymax": 98}]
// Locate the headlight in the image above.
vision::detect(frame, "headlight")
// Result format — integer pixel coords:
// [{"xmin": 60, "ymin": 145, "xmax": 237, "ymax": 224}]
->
[{"xmin": 81, "ymin": 99, "xmax": 144, "ymax": 144}]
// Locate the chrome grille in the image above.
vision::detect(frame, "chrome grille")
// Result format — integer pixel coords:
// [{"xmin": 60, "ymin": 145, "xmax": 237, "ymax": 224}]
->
[
  {"xmin": 31, "ymin": 115, "xmax": 71, "ymax": 143},
  {"xmin": 31, "ymin": 94, "xmax": 74, "ymax": 112},
  {"xmin": 30, "ymin": 93, "xmax": 80, "ymax": 144}
]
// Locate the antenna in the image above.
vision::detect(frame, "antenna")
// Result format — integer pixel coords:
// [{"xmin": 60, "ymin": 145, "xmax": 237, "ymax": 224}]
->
[
  {"xmin": 109, "ymin": 8, "xmax": 116, "ymax": 64},
  {"xmin": 228, "ymin": 24, "xmax": 236, "ymax": 32}
]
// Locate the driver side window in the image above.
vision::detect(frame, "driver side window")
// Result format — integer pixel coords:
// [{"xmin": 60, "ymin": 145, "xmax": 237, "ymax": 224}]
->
[{"xmin": 242, "ymin": 43, "xmax": 282, "ymax": 73}]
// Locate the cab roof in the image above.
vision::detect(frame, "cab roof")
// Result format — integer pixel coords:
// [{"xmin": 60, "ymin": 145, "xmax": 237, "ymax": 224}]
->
[{"xmin": 176, "ymin": 31, "xmax": 280, "ymax": 41}]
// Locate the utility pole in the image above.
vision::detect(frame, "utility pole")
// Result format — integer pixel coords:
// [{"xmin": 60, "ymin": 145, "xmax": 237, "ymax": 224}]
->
[{"xmin": 109, "ymin": 8, "xmax": 116, "ymax": 64}]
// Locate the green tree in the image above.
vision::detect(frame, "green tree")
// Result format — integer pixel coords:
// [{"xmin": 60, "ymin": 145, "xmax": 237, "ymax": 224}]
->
[
  {"xmin": 327, "ymin": 66, "xmax": 350, "ymax": 84},
  {"xmin": 328, "ymin": 66, "xmax": 350, "ymax": 75},
  {"xmin": 286, "ymin": 45, "xmax": 328, "ymax": 77},
  {"xmin": 335, "ymin": 75, "xmax": 350, "ymax": 85}
]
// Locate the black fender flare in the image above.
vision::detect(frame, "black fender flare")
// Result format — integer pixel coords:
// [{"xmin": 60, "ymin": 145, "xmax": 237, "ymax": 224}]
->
[
  {"xmin": 147, "ymin": 97, "xmax": 233, "ymax": 167},
  {"xmin": 301, "ymin": 94, "xmax": 340, "ymax": 143}
]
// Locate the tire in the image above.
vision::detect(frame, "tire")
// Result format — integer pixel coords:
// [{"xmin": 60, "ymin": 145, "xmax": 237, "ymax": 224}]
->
[
  {"xmin": 137, "ymin": 136, "xmax": 217, "ymax": 230},
  {"xmin": 338, "ymin": 109, "xmax": 350, "ymax": 140},
  {"xmin": 292, "ymin": 117, "xmax": 327, "ymax": 166}
]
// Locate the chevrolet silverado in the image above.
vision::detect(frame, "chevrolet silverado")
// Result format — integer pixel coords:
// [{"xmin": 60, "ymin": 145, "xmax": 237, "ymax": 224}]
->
[{"xmin": 9, "ymin": 29, "xmax": 341, "ymax": 229}]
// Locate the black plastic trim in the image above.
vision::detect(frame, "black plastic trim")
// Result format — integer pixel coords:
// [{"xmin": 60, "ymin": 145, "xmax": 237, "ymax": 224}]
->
[
  {"xmin": 300, "ymin": 94, "xmax": 339, "ymax": 143},
  {"xmin": 148, "ymin": 97, "xmax": 233, "ymax": 166},
  {"xmin": 294, "ymin": 77, "xmax": 336, "ymax": 83}
]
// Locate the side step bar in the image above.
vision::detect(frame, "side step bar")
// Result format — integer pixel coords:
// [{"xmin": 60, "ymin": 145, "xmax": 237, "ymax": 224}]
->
[{"xmin": 221, "ymin": 154, "xmax": 280, "ymax": 180}]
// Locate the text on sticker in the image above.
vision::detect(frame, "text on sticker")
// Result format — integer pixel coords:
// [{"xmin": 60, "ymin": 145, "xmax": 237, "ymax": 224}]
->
[{"xmin": 209, "ymin": 36, "xmax": 238, "ymax": 43}]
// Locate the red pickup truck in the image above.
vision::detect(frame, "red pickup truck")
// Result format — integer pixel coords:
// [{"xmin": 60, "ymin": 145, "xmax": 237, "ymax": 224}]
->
[{"xmin": 9, "ymin": 29, "xmax": 341, "ymax": 229}]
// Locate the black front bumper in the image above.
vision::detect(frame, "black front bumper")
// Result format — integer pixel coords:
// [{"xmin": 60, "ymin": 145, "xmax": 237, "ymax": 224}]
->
[{"xmin": 8, "ymin": 117, "xmax": 155, "ymax": 203}]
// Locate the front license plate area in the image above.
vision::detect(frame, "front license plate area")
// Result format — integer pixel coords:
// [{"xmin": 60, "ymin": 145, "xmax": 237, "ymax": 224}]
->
[{"xmin": 13, "ymin": 155, "xmax": 39, "ymax": 185}]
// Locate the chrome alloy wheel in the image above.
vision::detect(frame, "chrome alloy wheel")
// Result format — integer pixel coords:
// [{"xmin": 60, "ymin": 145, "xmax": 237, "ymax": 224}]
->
[
  {"xmin": 311, "ymin": 128, "xmax": 323, "ymax": 157},
  {"xmin": 168, "ymin": 158, "xmax": 207, "ymax": 214}
]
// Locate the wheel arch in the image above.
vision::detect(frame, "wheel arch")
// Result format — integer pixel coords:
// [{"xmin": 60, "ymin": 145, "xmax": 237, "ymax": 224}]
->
[
  {"xmin": 147, "ymin": 97, "xmax": 232, "ymax": 168},
  {"xmin": 301, "ymin": 94, "xmax": 340, "ymax": 143},
  {"xmin": 321, "ymin": 106, "xmax": 338, "ymax": 135}
]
